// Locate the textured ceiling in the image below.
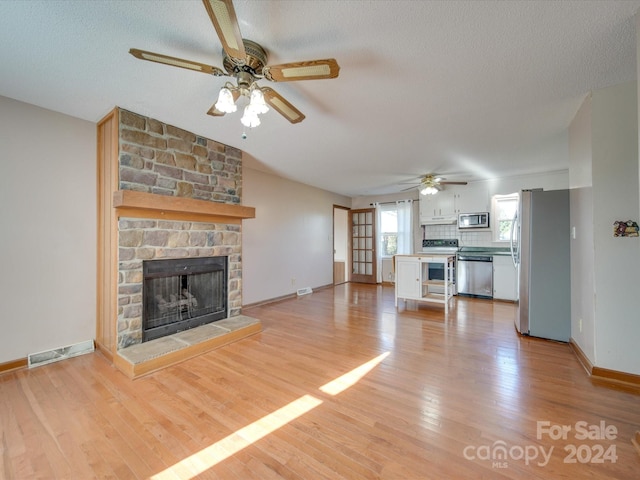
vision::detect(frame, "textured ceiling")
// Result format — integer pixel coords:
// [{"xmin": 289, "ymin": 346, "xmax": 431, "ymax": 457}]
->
[{"xmin": 1, "ymin": 0, "xmax": 639, "ymax": 197}]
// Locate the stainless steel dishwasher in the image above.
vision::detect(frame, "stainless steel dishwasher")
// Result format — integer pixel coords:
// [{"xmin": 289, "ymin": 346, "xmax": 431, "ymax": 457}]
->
[{"xmin": 457, "ymin": 254, "xmax": 493, "ymax": 298}]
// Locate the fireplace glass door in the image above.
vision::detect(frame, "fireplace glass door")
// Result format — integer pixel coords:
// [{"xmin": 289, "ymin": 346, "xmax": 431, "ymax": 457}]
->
[{"xmin": 142, "ymin": 256, "xmax": 227, "ymax": 342}]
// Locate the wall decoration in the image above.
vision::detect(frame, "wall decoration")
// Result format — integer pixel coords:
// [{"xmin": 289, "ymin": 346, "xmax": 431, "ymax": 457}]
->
[{"xmin": 613, "ymin": 220, "xmax": 639, "ymax": 237}]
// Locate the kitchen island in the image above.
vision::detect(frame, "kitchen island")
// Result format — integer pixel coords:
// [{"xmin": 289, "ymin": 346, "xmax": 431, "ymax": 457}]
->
[{"xmin": 394, "ymin": 254, "xmax": 455, "ymax": 312}]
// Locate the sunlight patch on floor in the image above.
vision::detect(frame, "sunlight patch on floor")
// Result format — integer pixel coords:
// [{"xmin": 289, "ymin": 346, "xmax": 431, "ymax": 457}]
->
[
  {"xmin": 319, "ymin": 351, "xmax": 390, "ymax": 395},
  {"xmin": 150, "ymin": 351, "xmax": 389, "ymax": 479},
  {"xmin": 151, "ymin": 395, "xmax": 322, "ymax": 479}
]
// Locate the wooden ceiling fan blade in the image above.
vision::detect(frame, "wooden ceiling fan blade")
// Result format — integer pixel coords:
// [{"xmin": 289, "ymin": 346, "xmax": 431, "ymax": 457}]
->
[
  {"xmin": 202, "ymin": 0, "xmax": 246, "ymax": 61},
  {"xmin": 129, "ymin": 48, "xmax": 225, "ymax": 76},
  {"xmin": 264, "ymin": 59, "xmax": 340, "ymax": 82},
  {"xmin": 440, "ymin": 181, "xmax": 468, "ymax": 185},
  {"xmin": 262, "ymin": 88, "xmax": 305, "ymax": 124},
  {"xmin": 207, "ymin": 104, "xmax": 226, "ymax": 116},
  {"xmin": 206, "ymin": 89, "xmax": 241, "ymax": 116}
]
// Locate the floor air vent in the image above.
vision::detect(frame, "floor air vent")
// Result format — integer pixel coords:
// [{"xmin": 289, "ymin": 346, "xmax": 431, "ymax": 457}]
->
[
  {"xmin": 28, "ymin": 340, "xmax": 95, "ymax": 368},
  {"xmin": 296, "ymin": 287, "xmax": 313, "ymax": 296}
]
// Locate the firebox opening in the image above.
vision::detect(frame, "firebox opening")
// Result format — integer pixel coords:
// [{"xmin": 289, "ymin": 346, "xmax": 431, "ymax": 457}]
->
[{"xmin": 142, "ymin": 256, "xmax": 228, "ymax": 342}]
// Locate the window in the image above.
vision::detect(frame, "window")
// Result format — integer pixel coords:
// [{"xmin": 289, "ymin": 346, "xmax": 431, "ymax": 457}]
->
[
  {"xmin": 379, "ymin": 207, "xmax": 398, "ymax": 256},
  {"xmin": 377, "ymin": 201, "xmax": 413, "ymax": 256},
  {"xmin": 492, "ymin": 193, "xmax": 518, "ymax": 242}
]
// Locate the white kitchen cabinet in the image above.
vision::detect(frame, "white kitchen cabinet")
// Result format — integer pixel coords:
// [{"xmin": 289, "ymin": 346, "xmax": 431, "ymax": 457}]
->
[
  {"xmin": 419, "ymin": 191, "xmax": 456, "ymax": 224},
  {"xmin": 493, "ymin": 255, "xmax": 518, "ymax": 301},
  {"xmin": 453, "ymin": 183, "xmax": 489, "ymax": 214},
  {"xmin": 394, "ymin": 255, "xmax": 455, "ymax": 312},
  {"xmin": 395, "ymin": 257, "xmax": 422, "ymax": 299}
]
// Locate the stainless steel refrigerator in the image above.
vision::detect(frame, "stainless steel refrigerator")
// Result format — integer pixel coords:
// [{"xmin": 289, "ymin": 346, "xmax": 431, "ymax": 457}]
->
[{"xmin": 510, "ymin": 189, "xmax": 571, "ymax": 342}]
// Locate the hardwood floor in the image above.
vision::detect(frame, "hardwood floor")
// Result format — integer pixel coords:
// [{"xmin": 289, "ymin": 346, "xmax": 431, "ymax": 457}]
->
[{"xmin": 1, "ymin": 283, "xmax": 639, "ymax": 479}]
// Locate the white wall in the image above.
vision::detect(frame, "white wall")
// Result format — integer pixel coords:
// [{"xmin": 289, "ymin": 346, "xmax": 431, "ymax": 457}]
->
[
  {"xmin": 483, "ymin": 170, "xmax": 569, "ymax": 197},
  {"xmin": 591, "ymin": 82, "xmax": 640, "ymax": 374},
  {"xmin": 568, "ymin": 95, "xmax": 596, "ymax": 363},
  {"xmin": 0, "ymin": 96, "xmax": 96, "ymax": 364},
  {"xmin": 569, "ymin": 82, "xmax": 640, "ymax": 375},
  {"xmin": 241, "ymin": 165, "xmax": 351, "ymax": 305}
]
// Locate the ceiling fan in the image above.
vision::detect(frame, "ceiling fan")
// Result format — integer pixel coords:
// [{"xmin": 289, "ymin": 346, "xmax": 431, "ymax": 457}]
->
[
  {"xmin": 403, "ymin": 174, "xmax": 468, "ymax": 195},
  {"xmin": 129, "ymin": 0, "xmax": 340, "ymax": 127}
]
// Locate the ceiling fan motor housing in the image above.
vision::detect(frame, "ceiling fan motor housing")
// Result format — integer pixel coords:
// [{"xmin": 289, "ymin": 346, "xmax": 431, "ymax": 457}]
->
[{"xmin": 222, "ymin": 39, "xmax": 268, "ymax": 80}]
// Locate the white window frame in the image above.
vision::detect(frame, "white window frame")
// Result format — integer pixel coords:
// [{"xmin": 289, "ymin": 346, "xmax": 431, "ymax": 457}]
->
[
  {"xmin": 492, "ymin": 193, "xmax": 518, "ymax": 243},
  {"xmin": 377, "ymin": 201, "xmax": 413, "ymax": 257},
  {"xmin": 379, "ymin": 204, "xmax": 399, "ymax": 257}
]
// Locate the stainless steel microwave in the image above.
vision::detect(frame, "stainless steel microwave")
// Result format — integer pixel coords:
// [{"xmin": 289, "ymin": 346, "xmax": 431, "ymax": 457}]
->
[{"xmin": 458, "ymin": 212, "xmax": 489, "ymax": 229}]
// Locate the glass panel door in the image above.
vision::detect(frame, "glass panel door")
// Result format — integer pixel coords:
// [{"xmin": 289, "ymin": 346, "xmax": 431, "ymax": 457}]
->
[{"xmin": 349, "ymin": 208, "xmax": 377, "ymax": 284}]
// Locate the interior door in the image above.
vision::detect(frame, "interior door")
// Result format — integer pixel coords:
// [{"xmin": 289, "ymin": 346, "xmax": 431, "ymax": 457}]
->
[
  {"xmin": 333, "ymin": 206, "xmax": 349, "ymax": 285},
  {"xmin": 349, "ymin": 208, "xmax": 377, "ymax": 284}
]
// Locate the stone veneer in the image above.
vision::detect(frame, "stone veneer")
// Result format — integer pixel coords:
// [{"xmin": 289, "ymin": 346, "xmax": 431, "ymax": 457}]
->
[
  {"xmin": 115, "ymin": 109, "xmax": 244, "ymax": 349},
  {"xmin": 118, "ymin": 109, "xmax": 242, "ymax": 202}
]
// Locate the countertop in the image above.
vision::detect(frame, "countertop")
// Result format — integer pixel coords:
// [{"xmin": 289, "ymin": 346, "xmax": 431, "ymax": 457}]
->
[
  {"xmin": 395, "ymin": 253, "xmax": 456, "ymax": 258},
  {"xmin": 457, "ymin": 247, "xmax": 512, "ymax": 256}
]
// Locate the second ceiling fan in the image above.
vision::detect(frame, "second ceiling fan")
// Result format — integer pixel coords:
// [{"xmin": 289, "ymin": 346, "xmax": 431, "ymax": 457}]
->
[
  {"xmin": 403, "ymin": 174, "xmax": 468, "ymax": 195},
  {"xmin": 130, "ymin": 0, "xmax": 340, "ymax": 126}
]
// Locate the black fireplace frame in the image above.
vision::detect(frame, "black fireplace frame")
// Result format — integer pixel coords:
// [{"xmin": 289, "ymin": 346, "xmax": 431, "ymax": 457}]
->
[{"xmin": 142, "ymin": 256, "xmax": 228, "ymax": 342}]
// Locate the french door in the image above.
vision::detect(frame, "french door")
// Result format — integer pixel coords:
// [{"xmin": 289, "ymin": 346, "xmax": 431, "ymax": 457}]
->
[{"xmin": 349, "ymin": 208, "xmax": 377, "ymax": 284}]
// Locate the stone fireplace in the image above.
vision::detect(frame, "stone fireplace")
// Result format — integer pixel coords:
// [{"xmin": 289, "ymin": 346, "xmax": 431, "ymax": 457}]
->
[{"xmin": 97, "ymin": 107, "xmax": 258, "ymax": 377}]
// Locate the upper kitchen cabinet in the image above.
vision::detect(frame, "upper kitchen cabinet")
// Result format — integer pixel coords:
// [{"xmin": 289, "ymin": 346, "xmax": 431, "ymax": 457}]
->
[
  {"xmin": 419, "ymin": 191, "xmax": 456, "ymax": 224},
  {"xmin": 453, "ymin": 183, "xmax": 489, "ymax": 214}
]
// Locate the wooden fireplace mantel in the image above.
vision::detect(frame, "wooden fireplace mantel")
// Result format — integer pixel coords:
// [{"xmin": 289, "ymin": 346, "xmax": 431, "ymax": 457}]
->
[{"xmin": 113, "ymin": 190, "xmax": 256, "ymax": 224}]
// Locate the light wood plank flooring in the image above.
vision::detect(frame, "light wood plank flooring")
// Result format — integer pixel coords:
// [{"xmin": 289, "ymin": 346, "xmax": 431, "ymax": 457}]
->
[{"xmin": 1, "ymin": 283, "xmax": 639, "ymax": 479}]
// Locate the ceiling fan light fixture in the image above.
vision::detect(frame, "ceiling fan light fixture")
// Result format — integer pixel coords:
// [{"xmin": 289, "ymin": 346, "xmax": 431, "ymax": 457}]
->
[
  {"xmin": 248, "ymin": 87, "xmax": 269, "ymax": 114},
  {"xmin": 214, "ymin": 87, "xmax": 237, "ymax": 113},
  {"xmin": 241, "ymin": 105, "xmax": 261, "ymax": 128},
  {"xmin": 420, "ymin": 186, "xmax": 439, "ymax": 195}
]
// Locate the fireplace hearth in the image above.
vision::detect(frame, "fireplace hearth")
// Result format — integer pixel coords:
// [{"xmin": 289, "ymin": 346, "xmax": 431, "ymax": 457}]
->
[{"xmin": 142, "ymin": 256, "xmax": 228, "ymax": 342}]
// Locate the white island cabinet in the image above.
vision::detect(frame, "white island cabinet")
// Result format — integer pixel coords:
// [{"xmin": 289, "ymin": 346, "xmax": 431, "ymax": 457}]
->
[{"xmin": 394, "ymin": 254, "xmax": 455, "ymax": 312}]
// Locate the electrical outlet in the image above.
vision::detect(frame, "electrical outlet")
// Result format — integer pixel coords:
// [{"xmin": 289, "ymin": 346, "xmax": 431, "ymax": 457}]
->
[
  {"xmin": 579, "ymin": 318, "xmax": 583, "ymax": 332},
  {"xmin": 291, "ymin": 277, "xmax": 296, "ymax": 286}
]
